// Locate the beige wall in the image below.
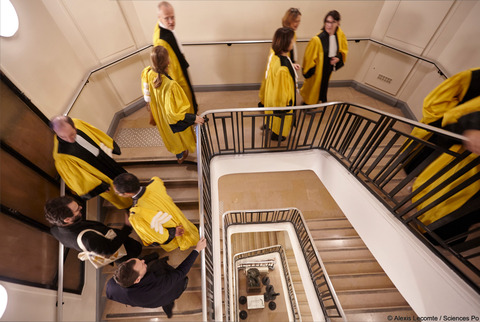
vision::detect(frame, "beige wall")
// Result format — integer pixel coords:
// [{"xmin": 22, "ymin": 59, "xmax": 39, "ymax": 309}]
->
[
  {"xmin": 1, "ymin": 1, "xmax": 479, "ymax": 129},
  {"xmin": 355, "ymin": 0, "xmax": 480, "ymax": 119},
  {"xmin": 1, "ymin": 0, "xmax": 384, "ymax": 132}
]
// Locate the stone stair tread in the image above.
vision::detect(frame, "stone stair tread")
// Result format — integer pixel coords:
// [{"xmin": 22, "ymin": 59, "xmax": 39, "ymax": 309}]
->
[
  {"xmin": 123, "ymin": 163, "xmax": 198, "ymax": 182},
  {"xmin": 314, "ymin": 237, "xmax": 366, "ymax": 249},
  {"xmin": 102, "ymin": 296, "xmax": 203, "ymax": 321}
]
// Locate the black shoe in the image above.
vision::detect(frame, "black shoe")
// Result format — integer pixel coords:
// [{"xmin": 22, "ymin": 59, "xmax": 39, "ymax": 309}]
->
[
  {"xmin": 270, "ymin": 133, "xmax": 286, "ymax": 141},
  {"xmin": 163, "ymin": 302, "xmax": 175, "ymax": 319}
]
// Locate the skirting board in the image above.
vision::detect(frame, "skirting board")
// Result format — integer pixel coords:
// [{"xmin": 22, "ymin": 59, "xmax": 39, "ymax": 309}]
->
[{"xmin": 107, "ymin": 80, "xmax": 416, "ymax": 136}]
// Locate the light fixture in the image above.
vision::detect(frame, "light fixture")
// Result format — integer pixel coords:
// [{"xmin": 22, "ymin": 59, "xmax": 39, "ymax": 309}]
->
[
  {"xmin": 0, "ymin": 284, "xmax": 7, "ymax": 318},
  {"xmin": 0, "ymin": 0, "xmax": 19, "ymax": 37}
]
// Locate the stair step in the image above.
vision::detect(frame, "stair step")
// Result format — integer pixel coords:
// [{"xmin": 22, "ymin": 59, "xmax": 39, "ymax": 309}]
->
[
  {"xmin": 102, "ymin": 292, "xmax": 203, "ymax": 321},
  {"xmin": 166, "ymin": 184, "xmax": 198, "ymax": 203},
  {"xmin": 123, "ymin": 162, "xmax": 198, "ymax": 182},
  {"xmin": 323, "ymin": 259, "xmax": 384, "ymax": 275},
  {"xmin": 302, "ymin": 209, "xmax": 346, "ymax": 219},
  {"xmin": 314, "ymin": 236, "xmax": 366, "ymax": 249},
  {"xmin": 309, "ymin": 227, "xmax": 359, "ymax": 239},
  {"xmin": 316, "ymin": 246, "xmax": 374, "ymax": 261},
  {"xmin": 329, "ymin": 273, "xmax": 395, "ymax": 290},
  {"xmin": 336, "ymin": 288, "xmax": 409, "ymax": 310},
  {"xmin": 330, "ymin": 306, "xmax": 416, "ymax": 322},
  {"xmin": 306, "ymin": 218, "xmax": 351, "ymax": 229}
]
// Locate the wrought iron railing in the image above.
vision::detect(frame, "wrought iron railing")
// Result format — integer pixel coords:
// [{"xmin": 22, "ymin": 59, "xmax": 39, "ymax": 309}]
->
[
  {"xmin": 224, "ymin": 209, "xmax": 344, "ymax": 321},
  {"xmin": 232, "ymin": 245, "xmax": 300, "ymax": 321},
  {"xmin": 196, "ymin": 102, "xmax": 480, "ymax": 320}
]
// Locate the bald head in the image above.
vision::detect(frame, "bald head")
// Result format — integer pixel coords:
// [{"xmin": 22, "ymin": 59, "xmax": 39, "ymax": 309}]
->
[
  {"xmin": 157, "ymin": 1, "xmax": 175, "ymax": 30},
  {"xmin": 50, "ymin": 116, "xmax": 77, "ymax": 143}
]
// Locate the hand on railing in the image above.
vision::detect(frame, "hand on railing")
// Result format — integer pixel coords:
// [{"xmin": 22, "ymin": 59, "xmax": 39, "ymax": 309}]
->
[
  {"xmin": 463, "ymin": 129, "xmax": 480, "ymax": 155},
  {"xmin": 195, "ymin": 237, "xmax": 207, "ymax": 252},
  {"xmin": 195, "ymin": 115, "xmax": 205, "ymax": 125}
]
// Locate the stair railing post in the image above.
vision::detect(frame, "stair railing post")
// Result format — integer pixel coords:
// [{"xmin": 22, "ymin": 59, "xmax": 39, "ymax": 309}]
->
[{"xmin": 57, "ymin": 180, "xmax": 65, "ymax": 322}]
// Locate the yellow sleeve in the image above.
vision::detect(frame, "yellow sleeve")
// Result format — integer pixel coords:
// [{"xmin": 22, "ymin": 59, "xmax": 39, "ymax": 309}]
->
[
  {"xmin": 302, "ymin": 37, "xmax": 320, "ymax": 77},
  {"xmin": 421, "ymin": 69, "xmax": 473, "ymax": 124},
  {"xmin": 337, "ymin": 27, "xmax": 348, "ymax": 63},
  {"xmin": 164, "ymin": 81, "xmax": 192, "ymax": 124},
  {"xmin": 443, "ymin": 96, "xmax": 480, "ymax": 128}
]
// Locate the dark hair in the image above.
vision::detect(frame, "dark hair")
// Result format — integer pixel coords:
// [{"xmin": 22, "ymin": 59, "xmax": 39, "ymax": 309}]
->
[
  {"xmin": 113, "ymin": 173, "xmax": 140, "ymax": 194},
  {"xmin": 49, "ymin": 115, "xmax": 76, "ymax": 132},
  {"xmin": 150, "ymin": 46, "xmax": 170, "ymax": 88},
  {"xmin": 113, "ymin": 259, "xmax": 139, "ymax": 288},
  {"xmin": 323, "ymin": 10, "xmax": 341, "ymax": 28},
  {"xmin": 282, "ymin": 8, "xmax": 301, "ymax": 28},
  {"xmin": 271, "ymin": 27, "xmax": 295, "ymax": 55},
  {"xmin": 44, "ymin": 196, "xmax": 75, "ymax": 226}
]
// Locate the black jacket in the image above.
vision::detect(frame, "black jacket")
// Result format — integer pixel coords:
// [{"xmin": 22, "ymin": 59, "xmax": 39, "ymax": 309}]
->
[{"xmin": 106, "ymin": 250, "xmax": 199, "ymax": 308}]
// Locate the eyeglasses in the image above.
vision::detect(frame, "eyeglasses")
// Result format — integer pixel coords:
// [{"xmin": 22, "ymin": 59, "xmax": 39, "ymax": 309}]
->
[
  {"xmin": 289, "ymin": 8, "xmax": 300, "ymax": 13},
  {"xmin": 325, "ymin": 19, "xmax": 338, "ymax": 25}
]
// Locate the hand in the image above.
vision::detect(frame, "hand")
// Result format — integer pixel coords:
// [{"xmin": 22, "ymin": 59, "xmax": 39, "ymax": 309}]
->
[
  {"xmin": 330, "ymin": 57, "xmax": 340, "ymax": 65},
  {"xmin": 293, "ymin": 63, "xmax": 301, "ymax": 70},
  {"xmin": 175, "ymin": 226, "xmax": 184, "ymax": 236},
  {"xmin": 195, "ymin": 237, "xmax": 207, "ymax": 252},
  {"xmin": 463, "ymin": 129, "xmax": 480, "ymax": 155},
  {"xmin": 195, "ymin": 115, "xmax": 205, "ymax": 125}
]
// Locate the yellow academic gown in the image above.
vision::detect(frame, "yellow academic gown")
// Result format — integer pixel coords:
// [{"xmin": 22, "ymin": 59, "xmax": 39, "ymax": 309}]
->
[
  {"xmin": 259, "ymin": 34, "xmax": 297, "ymax": 106},
  {"xmin": 142, "ymin": 67, "xmax": 196, "ymax": 155},
  {"xmin": 300, "ymin": 27, "xmax": 348, "ymax": 105},
  {"xmin": 264, "ymin": 55, "xmax": 296, "ymax": 137},
  {"xmin": 153, "ymin": 24, "xmax": 197, "ymax": 112},
  {"xmin": 411, "ymin": 68, "xmax": 480, "ymax": 227},
  {"xmin": 53, "ymin": 119, "xmax": 132, "ymax": 209},
  {"xmin": 129, "ymin": 177, "xmax": 199, "ymax": 251}
]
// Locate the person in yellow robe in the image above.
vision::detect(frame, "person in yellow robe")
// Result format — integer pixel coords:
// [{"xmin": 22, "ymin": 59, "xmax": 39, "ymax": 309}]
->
[
  {"xmin": 408, "ymin": 67, "xmax": 480, "ymax": 243},
  {"xmin": 142, "ymin": 46, "xmax": 204, "ymax": 163},
  {"xmin": 51, "ymin": 116, "xmax": 132, "ymax": 209},
  {"xmin": 113, "ymin": 173, "xmax": 199, "ymax": 252},
  {"xmin": 264, "ymin": 27, "xmax": 297, "ymax": 141},
  {"xmin": 153, "ymin": 1, "xmax": 197, "ymax": 113},
  {"xmin": 259, "ymin": 8, "xmax": 302, "ymax": 107},
  {"xmin": 300, "ymin": 10, "xmax": 348, "ymax": 104}
]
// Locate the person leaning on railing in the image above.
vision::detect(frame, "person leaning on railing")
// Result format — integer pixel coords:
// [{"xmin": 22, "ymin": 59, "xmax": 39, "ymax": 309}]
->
[{"xmin": 406, "ymin": 67, "xmax": 480, "ymax": 244}]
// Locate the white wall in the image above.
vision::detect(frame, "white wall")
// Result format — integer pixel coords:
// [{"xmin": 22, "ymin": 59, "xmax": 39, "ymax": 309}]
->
[{"xmin": 210, "ymin": 151, "xmax": 480, "ymax": 318}]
